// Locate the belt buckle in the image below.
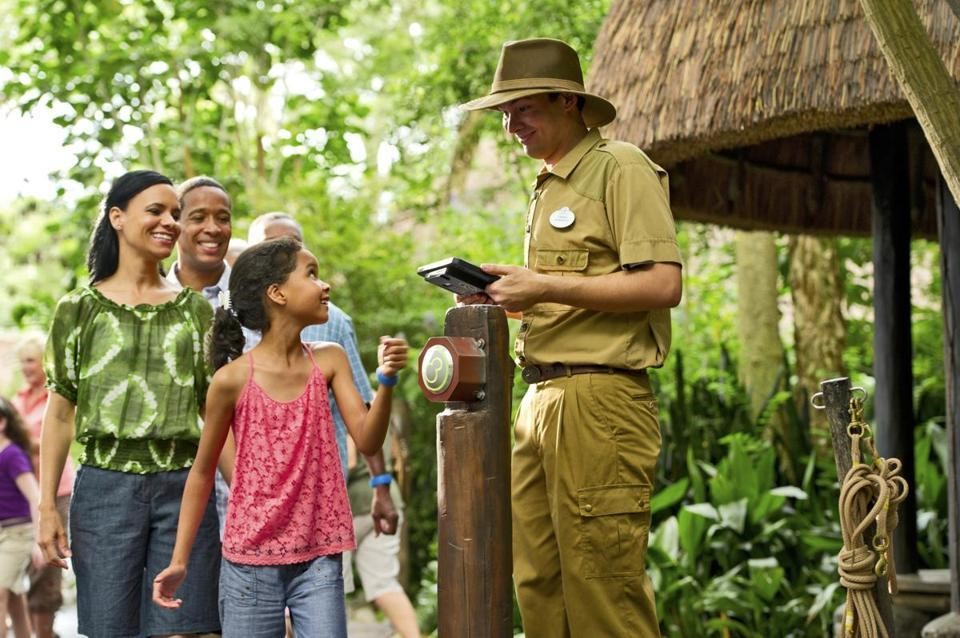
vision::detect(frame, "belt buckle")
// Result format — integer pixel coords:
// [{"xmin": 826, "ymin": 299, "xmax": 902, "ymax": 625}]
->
[{"xmin": 521, "ymin": 366, "xmax": 543, "ymax": 384}]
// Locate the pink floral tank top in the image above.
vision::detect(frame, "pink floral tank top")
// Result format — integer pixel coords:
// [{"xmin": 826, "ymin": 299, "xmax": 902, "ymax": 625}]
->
[{"xmin": 222, "ymin": 345, "xmax": 355, "ymax": 565}]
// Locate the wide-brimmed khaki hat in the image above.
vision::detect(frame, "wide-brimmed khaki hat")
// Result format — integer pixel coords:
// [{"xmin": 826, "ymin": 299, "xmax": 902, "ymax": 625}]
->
[{"xmin": 461, "ymin": 38, "xmax": 616, "ymax": 129}]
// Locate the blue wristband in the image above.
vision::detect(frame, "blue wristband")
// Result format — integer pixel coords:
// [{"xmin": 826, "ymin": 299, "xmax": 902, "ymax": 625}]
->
[
  {"xmin": 376, "ymin": 369, "xmax": 399, "ymax": 387},
  {"xmin": 369, "ymin": 473, "xmax": 392, "ymax": 487}
]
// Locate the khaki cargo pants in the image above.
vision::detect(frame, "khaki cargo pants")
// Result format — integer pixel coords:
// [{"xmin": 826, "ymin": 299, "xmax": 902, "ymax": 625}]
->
[{"xmin": 513, "ymin": 371, "xmax": 661, "ymax": 637}]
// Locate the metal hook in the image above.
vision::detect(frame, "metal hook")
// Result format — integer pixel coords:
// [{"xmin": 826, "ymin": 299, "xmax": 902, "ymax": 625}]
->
[
  {"xmin": 810, "ymin": 392, "xmax": 826, "ymax": 410},
  {"xmin": 810, "ymin": 387, "xmax": 867, "ymax": 410},
  {"xmin": 873, "ymin": 535, "xmax": 890, "ymax": 577},
  {"xmin": 872, "ymin": 534, "xmax": 889, "ymax": 552},
  {"xmin": 875, "ymin": 555, "xmax": 888, "ymax": 578}
]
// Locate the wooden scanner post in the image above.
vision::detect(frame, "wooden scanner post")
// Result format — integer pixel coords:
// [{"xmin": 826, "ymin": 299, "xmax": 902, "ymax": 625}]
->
[{"xmin": 418, "ymin": 305, "xmax": 514, "ymax": 637}]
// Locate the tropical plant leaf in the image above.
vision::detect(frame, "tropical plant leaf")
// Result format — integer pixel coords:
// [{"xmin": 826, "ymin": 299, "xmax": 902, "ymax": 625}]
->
[
  {"xmin": 748, "ymin": 558, "xmax": 785, "ymax": 601},
  {"xmin": 650, "ymin": 515, "xmax": 680, "ymax": 559},
  {"xmin": 678, "ymin": 506, "xmax": 710, "ymax": 557},
  {"xmin": 805, "ymin": 581, "xmax": 842, "ymax": 624},
  {"xmin": 770, "ymin": 486, "xmax": 808, "ymax": 500},
  {"xmin": 652, "ymin": 478, "xmax": 690, "ymax": 514},
  {"xmin": 719, "ymin": 498, "xmax": 748, "ymax": 534}
]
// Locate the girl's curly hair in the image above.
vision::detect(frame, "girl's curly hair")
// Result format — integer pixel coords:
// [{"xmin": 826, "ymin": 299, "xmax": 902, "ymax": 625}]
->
[
  {"xmin": 0, "ymin": 396, "xmax": 33, "ymax": 454},
  {"xmin": 209, "ymin": 236, "xmax": 301, "ymax": 370}
]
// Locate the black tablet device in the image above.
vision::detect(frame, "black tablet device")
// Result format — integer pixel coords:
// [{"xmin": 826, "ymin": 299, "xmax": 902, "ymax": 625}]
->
[{"xmin": 416, "ymin": 257, "xmax": 499, "ymax": 296}]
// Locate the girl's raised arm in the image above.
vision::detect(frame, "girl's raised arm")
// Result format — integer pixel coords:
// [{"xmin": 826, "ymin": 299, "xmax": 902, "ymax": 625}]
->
[
  {"xmin": 327, "ymin": 336, "xmax": 408, "ymax": 456},
  {"xmin": 38, "ymin": 392, "xmax": 75, "ymax": 569},
  {"xmin": 152, "ymin": 363, "xmax": 243, "ymax": 608}
]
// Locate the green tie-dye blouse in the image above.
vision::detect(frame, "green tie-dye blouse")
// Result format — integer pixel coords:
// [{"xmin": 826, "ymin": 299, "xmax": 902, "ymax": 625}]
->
[{"xmin": 44, "ymin": 285, "xmax": 213, "ymax": 474}]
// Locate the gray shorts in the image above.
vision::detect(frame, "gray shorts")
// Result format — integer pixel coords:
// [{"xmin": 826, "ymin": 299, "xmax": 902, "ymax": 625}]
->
[{"xmin": 70, "ymin": 465, "xmax": 221, "ymax": 637}]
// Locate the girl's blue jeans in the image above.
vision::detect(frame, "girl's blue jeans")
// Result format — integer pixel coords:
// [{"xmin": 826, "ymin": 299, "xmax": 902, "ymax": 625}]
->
[{"xmin": 219, "ymin": 553, "xmax": 347, "ymax": 637}]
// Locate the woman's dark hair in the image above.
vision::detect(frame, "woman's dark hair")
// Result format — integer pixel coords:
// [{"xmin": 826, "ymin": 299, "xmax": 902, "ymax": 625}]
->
[
  {"xmin": 0, "ymin": 396, "xmax": 33, "ymax": 454},
  {"xmin": 209, "ymin": 236, "xmax": 302, "ymax": 369},
  {"xmin": 87, "ymin": 170, "xmax": 174, "ymax": 284},
  {"xmin": 177, "ymin": 175, "xmax": 231, "ymax": 207}
]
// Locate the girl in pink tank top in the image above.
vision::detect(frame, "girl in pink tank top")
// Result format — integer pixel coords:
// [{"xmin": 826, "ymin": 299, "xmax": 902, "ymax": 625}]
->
[{"xmin": 150, "ymin": 237, "xmax": 408, "ymax": 636}]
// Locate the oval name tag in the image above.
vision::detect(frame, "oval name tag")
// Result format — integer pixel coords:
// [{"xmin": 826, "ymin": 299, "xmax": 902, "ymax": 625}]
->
[{"xmin": 549, "ymin": 207, "xmax": 575, "ymax": 229}]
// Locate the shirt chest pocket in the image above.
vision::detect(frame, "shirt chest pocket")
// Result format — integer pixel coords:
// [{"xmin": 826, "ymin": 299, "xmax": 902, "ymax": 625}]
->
[{"xmin": 535, "ymin": 249, "xmax": 589, "ymax": 273}]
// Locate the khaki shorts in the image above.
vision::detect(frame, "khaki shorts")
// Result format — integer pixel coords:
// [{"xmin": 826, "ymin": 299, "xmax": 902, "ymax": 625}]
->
[
  {"xmin": 0, "ymin": 522, "xmax": 35, "ymax": 594},
  {"xmin": 343, "ymin": 513, "xmax": 404, "ymax": 602}
]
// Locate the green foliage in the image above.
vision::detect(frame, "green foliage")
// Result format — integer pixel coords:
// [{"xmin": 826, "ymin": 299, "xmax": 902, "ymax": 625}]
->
[
  {"xmin": 1, "ymin": 0, "xmax": 355, "ymax": 182},
  {"xmin": 649, "ymin": 434, "xmax": 843, "ymax": 637},
  {"xmin": 647, "ymin": 223, "xmax": 949, "ymax": 634},
  {"xmin": 414, "ymin": 552, "xmax": 439, "ymax": 632},
  {"xmin": 0, "ymin": 197, "xmax": 86, "ymax": 328},
  {"xmin": 915, "ymin": 418, "xmax": 948, "ymax": 569}
]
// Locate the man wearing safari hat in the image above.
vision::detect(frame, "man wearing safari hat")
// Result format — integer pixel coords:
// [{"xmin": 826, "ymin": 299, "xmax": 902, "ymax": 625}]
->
[{"xmin": 459, "ymin": 38, "xmax": 682, "ymax": 636}]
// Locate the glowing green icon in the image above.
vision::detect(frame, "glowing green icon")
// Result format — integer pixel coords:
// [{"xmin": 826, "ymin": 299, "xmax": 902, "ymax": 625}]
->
[{"xmin": 421, "ymin": 344, "xmax": 454, "ymax": 393}]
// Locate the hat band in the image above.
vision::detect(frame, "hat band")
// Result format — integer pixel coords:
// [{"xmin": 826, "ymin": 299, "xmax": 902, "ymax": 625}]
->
[{"xmin": 489, "ymin": 77, "xmax": 586, "ymax": 94}]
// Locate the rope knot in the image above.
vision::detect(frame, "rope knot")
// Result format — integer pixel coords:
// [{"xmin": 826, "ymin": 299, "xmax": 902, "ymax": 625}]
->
[{"xmin": 838, "ymin": 545, "xmax": 878, "ymax": 590}]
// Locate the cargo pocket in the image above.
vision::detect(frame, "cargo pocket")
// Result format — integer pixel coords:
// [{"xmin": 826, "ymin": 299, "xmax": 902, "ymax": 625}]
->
[
  {"xmin": 535, "ymin": 249, "xmax": 589, "ymax": 273},
  {"xmin": 577, "ymin": 483, "xmax": 651, "ymax": 578},
  {"xmin": 632, "ymin": 393, "xmax": 659, "ymax": 417}
]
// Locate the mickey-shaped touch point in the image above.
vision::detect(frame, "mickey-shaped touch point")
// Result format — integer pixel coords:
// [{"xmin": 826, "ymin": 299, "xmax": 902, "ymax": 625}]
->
[{"xmin": 418, "ymin": 336, "xmax": 487, "ymax": 403}]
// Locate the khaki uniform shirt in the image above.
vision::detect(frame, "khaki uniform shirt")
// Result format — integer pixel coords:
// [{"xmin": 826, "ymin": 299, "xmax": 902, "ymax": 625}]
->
[{"xmin": 516, "ymin": 129, "xmax": 682, "ymax": 370}]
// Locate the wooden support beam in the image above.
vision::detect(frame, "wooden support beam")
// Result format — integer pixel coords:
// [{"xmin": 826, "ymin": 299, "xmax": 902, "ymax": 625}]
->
[
  {"xmin": 435, "ymin": 305, "xmax": 514, "ymax": 637},
  {"xmin": 869, "ymin": 121, "xmax": 919, "ymax": 575},
  {"xmin": 859, "ymin": 0, "xmax": 960, "ymax": 205},
  {"xmin": 938, "ymin": 175, "xmax": 960, "ymax": 614},
  {"xmin": 921, "ymin": 173, "xmax": 960, "ymax": 638}
]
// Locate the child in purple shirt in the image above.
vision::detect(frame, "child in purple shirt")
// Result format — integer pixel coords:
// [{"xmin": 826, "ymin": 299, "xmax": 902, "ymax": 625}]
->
[{"xmin": 0, "ymin": 397, "xmax": 43, "ymax": 638}]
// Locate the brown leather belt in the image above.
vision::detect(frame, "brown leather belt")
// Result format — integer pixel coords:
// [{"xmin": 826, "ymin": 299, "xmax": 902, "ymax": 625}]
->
[
  {"xmin": 0, "ymin": 516, "xmax": 31, "ymax": 529},
  {"xmin": 520, "ymin": 363, "xmax": 647, "ymax": 384}
]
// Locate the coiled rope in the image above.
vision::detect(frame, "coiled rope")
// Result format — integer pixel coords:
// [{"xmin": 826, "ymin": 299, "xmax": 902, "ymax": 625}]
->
[{"xmin": 837, "ymin": 393, "xmax": 909, "ymax": 638}]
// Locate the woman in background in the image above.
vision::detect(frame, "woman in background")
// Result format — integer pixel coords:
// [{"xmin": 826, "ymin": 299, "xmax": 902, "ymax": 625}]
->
[
  {"xmin": 0, "ymin": 397, "xmax": 43, "ymax": 638},
  {"xmin": 11, "ymin": 334, "xmax": 71, "ymax": 638}
]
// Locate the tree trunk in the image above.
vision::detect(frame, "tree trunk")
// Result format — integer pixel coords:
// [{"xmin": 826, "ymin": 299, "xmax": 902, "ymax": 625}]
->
[
  {"xmin": 859, "ymin": 0, "xmax": 960, "ymax": 205},
  {"xmin": 444, "ymin": 110, "xmax": 485, "ymax": 205},
  {"xmin": 736, "ymin": 231, "xmax": 798, "ymax": 480},
  {"xmin": 788, "ymin": 234, "xmax": 847, "ymax": 449},
  {"xmin": 737, "ymin": 231, "xmax": 784, "ymax": 418}
]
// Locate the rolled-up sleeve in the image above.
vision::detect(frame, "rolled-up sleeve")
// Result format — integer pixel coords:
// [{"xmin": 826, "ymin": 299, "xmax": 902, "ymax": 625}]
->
[
  {"xmin": 44, "ymin": 295, "xmax": 81, "ymax": 403},
  {"xmin": 605, "ymin": 161, "xmax": 683, "ymax": 269}
]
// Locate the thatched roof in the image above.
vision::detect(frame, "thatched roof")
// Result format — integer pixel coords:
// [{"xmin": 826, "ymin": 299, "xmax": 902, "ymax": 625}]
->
[
  {"xmin": 591, "ymin": 0, "xmax": 960, "ymax": 165},
  {"xmin": 588, "ymin": 0, "xmax": 960, "ymax": 237}
]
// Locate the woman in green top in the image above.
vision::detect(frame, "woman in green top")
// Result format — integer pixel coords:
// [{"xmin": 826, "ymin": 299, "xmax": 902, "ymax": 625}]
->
[{"xmin": 38, "ymin": 170, "xmax": 222, "ymax": 637}]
